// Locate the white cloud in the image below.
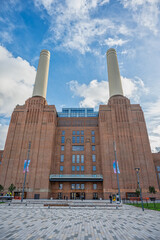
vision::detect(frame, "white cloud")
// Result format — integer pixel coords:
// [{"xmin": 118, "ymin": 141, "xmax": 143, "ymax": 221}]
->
[
  {"xmin": 104, "ymin": 38, "xmax": 128, "ymax": 47},
  {"xmin": 34, "ymin": 0, "xmax": 130, "ymax": 54},
  {"xmin": 0, "ymin": 123, "xmax": 9, "ymax": 149},
  {"xmin": 0, "ymin": 46, "xmax": 36, "ymax": 117},
  {"xmin": 68, "ymin": 76, "xmax": 148, "ymax": 108},
  {"xmin": 144, "ymin": 98, "xmax": 160, "ymax": 152},
  {"xmin": 121, "ymin": 0, "xmax": 160, "ymax": 34},
  {"xmin": 99, "ymin": 0, "xmax": 110, "ymax": 6},
  {"xmin": 0, "ymin": 46, "xmax": 36, "ymax": 149}
]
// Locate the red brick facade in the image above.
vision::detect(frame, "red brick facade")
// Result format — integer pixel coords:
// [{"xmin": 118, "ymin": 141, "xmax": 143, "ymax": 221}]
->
[{"xmin": 0, "ymin": 95, "xmax": 159, "ymax": 199}]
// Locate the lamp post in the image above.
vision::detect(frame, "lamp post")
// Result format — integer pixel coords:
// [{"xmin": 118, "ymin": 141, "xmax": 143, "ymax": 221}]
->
[
  {"xmin": 113, "ymin": 141, "xmax": 121, "ymax": 203},
  {"xmin": 21, "ymin": 141, "xmax": 31, "ymax": 203},
  {"xmin": 135, "ymin": 168, "xmax": 144, "ymax": 211}
]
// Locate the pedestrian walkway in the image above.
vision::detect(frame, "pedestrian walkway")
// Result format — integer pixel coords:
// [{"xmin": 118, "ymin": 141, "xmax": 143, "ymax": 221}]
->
[{"xmin": 0, "ymin": 203, "xmax": 159, "ymax": 240}]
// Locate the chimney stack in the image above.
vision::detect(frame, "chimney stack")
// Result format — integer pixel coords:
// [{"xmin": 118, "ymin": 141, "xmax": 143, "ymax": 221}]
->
[
  {"xmin": 106, "ymin": 48, "xmax": 123, "ymax": 98},
  {"xmin": 32, "ymin": 50, "xmax": 50, "ymax": 99}
]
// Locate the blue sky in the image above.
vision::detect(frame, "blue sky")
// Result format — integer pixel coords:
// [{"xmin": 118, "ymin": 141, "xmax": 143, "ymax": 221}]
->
[{"xmin": 0, "ymin": 0, "xmax": 160, "ymax": 151}]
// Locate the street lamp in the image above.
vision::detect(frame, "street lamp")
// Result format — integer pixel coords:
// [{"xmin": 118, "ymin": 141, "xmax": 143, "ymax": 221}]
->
[{"xmin": 135, "ymin": 168, "xmax": 144, "ymax": 211}]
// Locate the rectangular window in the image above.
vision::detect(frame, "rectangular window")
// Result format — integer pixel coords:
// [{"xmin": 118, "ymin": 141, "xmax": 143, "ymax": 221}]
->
[
  {"xmin": 81, "ymin": 184, "xmax": 85, "ymax": 190},
  {"xmin": 61, "ymin": 146, "xmax": 64, "ymax": 151},
  {"xmin": 72, "ymin": 136, "xmax": 75, "ymax": 143},
  {"xmin": 92, "ymin": 146, "xmax": 95, "ymax": 151},
  {"xmin": 76, "ymin": 184, "xmax": 80, "ymax": 189},
  {"xmin": 72, "ymin": 146, "xmax": 84, "ymax": 151},
  {"xmin": 159, "ymin": 173, "xmax": 160, "ymax": 180},
  {"xmin": 81, "ymin": 155, "xmax": 84, "ymax": 163},
  {"xmin": 72, "ymin": 166, "xmax": 75, "ymax": 171},
  {"xmin": 93, "ymin": 166, "xmax": 96, "ymax": 171},
  {"xmin": 92, "ymin": 136, "xmax": 95, "ymax": 143},
  {"xmin": 72, "ymin": 155, "xmax": 75, "ymax": 163},
  {"xmin": 60, "ymin": 166, "xmax": 63, "ymax": 171},
  {"xmin": 59, "ymin": 184, "xmax": 63, "ymax": 190},
  {"xmin": 92, "ymin": 155, "xmax": 96, "ymax": 162},
  {"xmin": 77, "ymin": 155, "xmax": 80, "ymax": 163},
  {"xmin": 71, "ymin": 184, "xmax": 75, "ymax": 190},
  {"xmin": 60, "ymin": 155, "xmax": 64, "ymax": 162},
  {"xmin": 72, "ymin": 131, "xmax": 75, "ymax": 135},
  {"xmin": 76, "ymin": 166, "xmax": 80, "ymax": 171},
  {"xmin": 61, "ymin": 136, "xmax": 65, "ymax": 144},
  {"xmin": 81, "ymin": 166, "xmax": 84, "ymax": 171},
  {"xmin": 81, "ymin": 130, "xmax": 84, "ymax": 135},
  {"xmin": 92, "ymin": 130, "xmax": 95, "ymax": 135},
  {"xmin": 157, "ymin": 166, "xmax": 160, "ymax": 171},
  {"xmin": 77, "ymin": 136, "xmax": 80, "ymax": 143},
  {"xmin": 77, "ymin": 131, "xmax": 80, "ymax": 135},
  {"xmin": 93, "ymin": 184, "xmax": 97, "ymax": 190},
  {"xmin": 62, "ymin": 131, "xmax": 65, "ymax": 135},
  {"xmin": 81, "ymin": 136, "xmax": 84, "ymax": 143}
]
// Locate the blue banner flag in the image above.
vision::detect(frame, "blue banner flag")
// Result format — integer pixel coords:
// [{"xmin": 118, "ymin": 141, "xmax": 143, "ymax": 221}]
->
[
  {"xmin": 23, "ymin": 160, "xmax": 30, "ymax": 173},
  {"xmin": 113, "ymin": 161, "xmax": 120, "ymax": 174}
]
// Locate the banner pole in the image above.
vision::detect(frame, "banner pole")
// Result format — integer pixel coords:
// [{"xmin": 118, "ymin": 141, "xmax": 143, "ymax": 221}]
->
[{"xmin": 21, "ymin": 141, "xmax": 31, "ymax": 203}]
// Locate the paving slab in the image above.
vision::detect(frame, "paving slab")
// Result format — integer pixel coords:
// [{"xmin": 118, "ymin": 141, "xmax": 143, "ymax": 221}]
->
[{"xmin": 0, "ymin": 204, "xmax": 160, "ymax": 240}]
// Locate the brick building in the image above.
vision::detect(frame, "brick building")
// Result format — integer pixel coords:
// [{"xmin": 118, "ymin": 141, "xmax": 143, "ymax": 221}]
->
[{"xmin": 0, "ymin": 49, "xmax": 160, "ymax": 199}]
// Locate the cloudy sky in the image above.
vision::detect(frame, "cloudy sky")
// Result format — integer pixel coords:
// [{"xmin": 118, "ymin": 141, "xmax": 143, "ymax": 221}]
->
[{"xmin": 0, "ymin": 0, "xmax": 160, "ymax": 152}]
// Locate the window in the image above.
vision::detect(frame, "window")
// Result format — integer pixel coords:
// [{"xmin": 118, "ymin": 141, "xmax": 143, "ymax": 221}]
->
[
  {"xmin": 60, "ymin": 155, "xmax": 64, "ymax": 162},
  {"xmin": 92, "ymin": 130, "xmax": 95, "ymax": 135},
  {"xmin": 72, "ymin": 146, "xmax": 84, "ymax": 151},
  {"xmin": 81, "ymin": 166, "xmax": 84, "ymax": 171},
  {"xmin": 76, "ymin": 184, "xmax": 80, "ymax": 189},
  {"xmin": 81, "ymin": 136, "xmax": 84, "ymax": 143},
  {"xmin": 71, "ymin": 184, "xmax": 75, "ymax": 189},
  {"xmin": 92, "ymin": 146, "xmax": 95, "ymax": 151},
  {"xmin": 60, "ymin": 166, "xmax": 63, "ymax": 171},
  {"xmin": 92, "ymin": 136, "xmax": 95, "ymax": 143},
  {"xmin": 76, "ymin": 166, "xmax": 80, "ymax": 171},
  {"xmin": 72, "ymin": 155, "xmax": 75, "ymax": 163},
  {"xmin": 93, "ymin": 166, "xmax": 96, "ymax": 171},
  {"xmin": 92, "ymin": 155, "xmax": 96, "ymax": 162},
  {"xmin": 81, "ymin": 130, "xmax": 84, "ymax": 135},
  {"xmin": 72, "ymin": 131, "xmax": 75, "ymax": 135},
  {"xmin": 72, "ymin": 136, "xmax": 75, "ymax": 143},
  {"xmin": 77, "ymin": 136, "xmax": 80, "ymax": 143},
  {"xmin": 61, "ymin": 136, "xmax": 65, "ymax": 144},
  {"xmin": 62, "ymin": 131, "xmax": 65, "ymax": 135},
  {"xmin": 158, "ymin": 173, "xmax": 160, "ymax": 180},
  {"xmin": 59, "ymin": 184, "xmax": 63, "ymax": 190},
  {"xmin": 61, "ymin": 146, "xmax": 64, "ymax": 151},
  {"xmin": 81, "ymin": 184, "xmax": 85, "ymax": 190},
  {"xmin": 58, "ymin": 193, "xmax": 62, "ymax": 199},
  {"xmin": 77, "ymin": 131, "xmax": 80, "ymax": 135},
  {"xmin": 93, "ymin": 184, "xmax": 97, "ymax": 190},
  {"xmin": 72, "ymin": 166, "xmax": 75, "ymax": 171},
  {"xmin": 157, "ymin": 166, "xmax": 160, "ymax": 171},
  {"xmin": 81, "ymin": 155, "xmax": 84, "ymax": 163},
  {"xmin": 77, "ymin": 155, "xmax": 80, "ymax": 163}
]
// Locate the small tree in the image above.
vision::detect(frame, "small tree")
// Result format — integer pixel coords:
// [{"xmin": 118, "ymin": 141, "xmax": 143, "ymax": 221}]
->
[
  {"xmin": 149, "ymin": 186, "xmax": 156, "ymax": 194},
  {"xmin": 8, "ymin": 183, "xmax": 16, "ymax": 195},
  {"xmin": 0, "ymin": 184, "xmax": 4, "ymax": 193}
]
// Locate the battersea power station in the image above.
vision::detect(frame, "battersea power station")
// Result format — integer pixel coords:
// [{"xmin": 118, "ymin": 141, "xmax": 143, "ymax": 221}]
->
[{"xmin": 0, "ymin": 49, "xmax": 160, "ymax": 200}]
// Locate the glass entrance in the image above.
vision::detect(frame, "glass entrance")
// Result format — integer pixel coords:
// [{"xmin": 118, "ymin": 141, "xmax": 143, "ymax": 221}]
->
[{"xmin": 70, "ymin": 192, "xmax": 85, "ymax": 200}]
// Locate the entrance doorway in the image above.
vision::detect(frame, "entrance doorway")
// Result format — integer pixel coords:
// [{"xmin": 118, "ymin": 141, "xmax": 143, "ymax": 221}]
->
[{"xmin": 70, "ymin": 192, "xmax": 85, "ymax": 200}]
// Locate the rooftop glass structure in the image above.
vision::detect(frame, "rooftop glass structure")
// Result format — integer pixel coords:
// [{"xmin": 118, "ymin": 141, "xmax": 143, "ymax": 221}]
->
[{"xmin": 58, "ymin": 108, "xmax": 98, "ymax": 118}]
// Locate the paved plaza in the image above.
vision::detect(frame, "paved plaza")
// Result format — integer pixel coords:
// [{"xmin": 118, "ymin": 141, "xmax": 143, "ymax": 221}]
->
[{"xmin": 0, "ymin": 203, "xmax": 160, "ymax": 240}]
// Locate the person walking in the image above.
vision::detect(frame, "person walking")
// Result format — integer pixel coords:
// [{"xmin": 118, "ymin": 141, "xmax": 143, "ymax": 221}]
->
[{"xmin": 109, "ymin": 194, "xmax": 112, "ymax": 203}]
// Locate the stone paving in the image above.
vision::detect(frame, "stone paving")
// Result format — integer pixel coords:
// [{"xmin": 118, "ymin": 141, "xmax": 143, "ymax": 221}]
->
[{"xmin": 0, "ymin": 203, "xmax": 160, "ymax": 240}]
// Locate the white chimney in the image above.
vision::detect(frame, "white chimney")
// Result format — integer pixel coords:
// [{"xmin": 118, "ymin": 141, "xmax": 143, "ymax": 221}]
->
[
  {"xmin": 106, "ymin": 48, "xmax": 123, "ymax": 97},
  {"xmin": 32, "ymin": 50, "xmax": 50, "ymax": 99}
]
